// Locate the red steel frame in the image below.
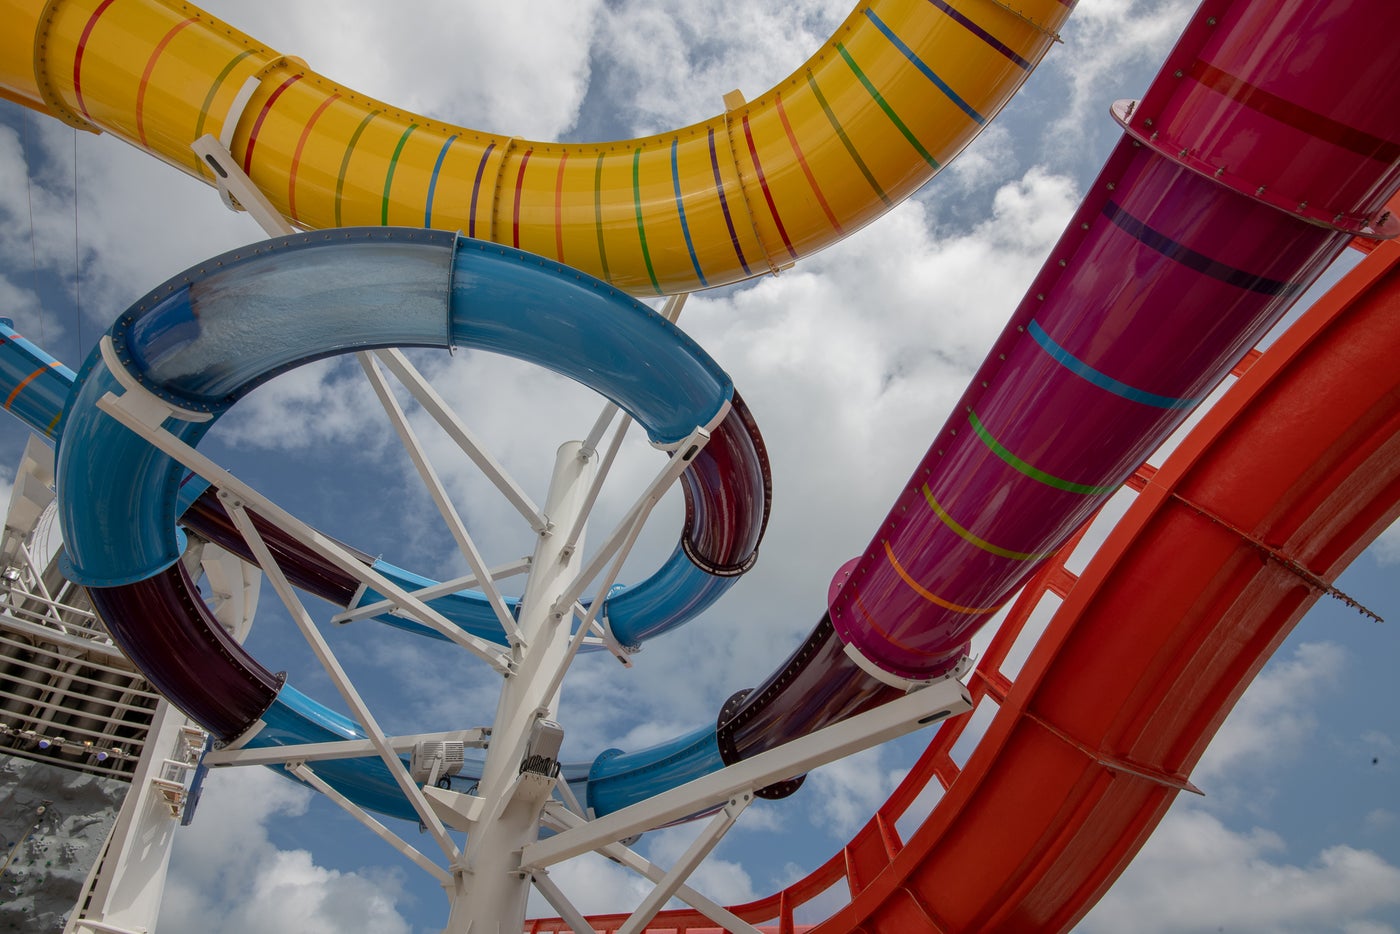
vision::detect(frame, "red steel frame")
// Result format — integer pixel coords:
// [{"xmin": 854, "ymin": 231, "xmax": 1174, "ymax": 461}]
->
[{"xmin": 525, "ymin": 209, "xmax": 1400, "ymax": 932}]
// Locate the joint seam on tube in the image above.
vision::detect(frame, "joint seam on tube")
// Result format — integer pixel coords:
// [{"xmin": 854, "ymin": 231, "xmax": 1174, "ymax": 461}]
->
[
  {"xmin": 720, "ymin": 104, "xmax": 782, "ymax": 277},
  {"xmin": 486, "ymin": 137, "xmax": 521, "ymax": 245},
  {"xmin": 215, "ymin": 56, "xmax": 308, "ymax": 188},
  {"xmin": 980, "ymin": 0, "xmax": 1062, "ymax": 43},
  {"xmin": 32, "ymin": 0, "xmax": 101, "ymax": 132}
]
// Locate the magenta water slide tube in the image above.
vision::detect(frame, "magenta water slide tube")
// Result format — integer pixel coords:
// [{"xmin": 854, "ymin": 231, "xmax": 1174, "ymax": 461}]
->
[{"xmin": 713, "ymin": 0, "xmax": 1400, "ymax": 766}]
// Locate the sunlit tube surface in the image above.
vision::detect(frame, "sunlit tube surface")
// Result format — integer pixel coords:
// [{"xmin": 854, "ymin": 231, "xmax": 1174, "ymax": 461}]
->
[{"xmin": 0, "ymin": 0, "xmax": 1072, "ymax": 294}]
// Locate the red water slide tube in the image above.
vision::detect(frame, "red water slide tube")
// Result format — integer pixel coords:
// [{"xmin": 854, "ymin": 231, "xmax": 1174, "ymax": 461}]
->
[{"xmin": 528, "ymin": 209, "xmax": 1400, "ymax": 932}]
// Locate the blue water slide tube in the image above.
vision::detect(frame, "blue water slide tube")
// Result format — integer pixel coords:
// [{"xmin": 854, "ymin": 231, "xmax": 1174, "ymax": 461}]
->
[{"xmin": 39, "ymin": 229, "xmax": 767, "ymax": 820}]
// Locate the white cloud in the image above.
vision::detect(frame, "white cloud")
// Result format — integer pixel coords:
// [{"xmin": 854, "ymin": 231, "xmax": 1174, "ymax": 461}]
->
[
  {"xmin": 1372, "ymin": 519, "xmax": 1400, "ymax": 566},
  {"xmin": 215, "ymin": 355, "xmax": 390, "ymax": 453},
  {"xmin": 199, "ymin": 0, "xmax": 603, "ymax": 139},
  {"xmin": 1079, "ymin": 808, "xmax": 1400, "ymax": 934},
  {"xmin": 159, "ymin": 768, "xmax": 412, "ymax": 934},
  {"xmin": 1193, "ymin": 642, "xmax": 1347, "ymax": 792},
  {"xmin": 523, "ymin": 821, "xmax": 760, "ymax": 922},
  {"xmin": 803, "ymin": 745, "xmax": 895, "ymax": 839},
  {"xmin": 645, "ymin": 822, "xmax": 758, "ymax": 906},
  {"xmin": 1041, "ymin": 0, "xmax": 1197, "ymax": 160},
  {"xmin": 1364, "ymin": 809, "xmax": 1397, "ymax": 835},
  {"xmin": 587, "ymin": 0, "xmax": 850, "ymax": 136},
  {"xmin": 1077, "ymin": 639, "xmax": 1398, "ymax": 931}
]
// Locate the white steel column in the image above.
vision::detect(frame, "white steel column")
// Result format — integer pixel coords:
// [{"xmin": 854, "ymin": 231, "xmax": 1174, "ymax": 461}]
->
[
  {"xmin": 444, "ymin": 441, "xmax": 597, "ymax": 933},
  {"xmin": 62, "ymin": 701, "xmax": 198, "ymax": 934}
]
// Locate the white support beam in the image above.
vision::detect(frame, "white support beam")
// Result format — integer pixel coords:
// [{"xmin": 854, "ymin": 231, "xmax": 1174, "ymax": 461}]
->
[
  {"xmin": 61, "ymin": 700, "xmax": 191, "ymax": 934},
  {"xmin": 69, "ymin": 921, "xmax": 145, "ymax": 934},
  {"xmin": 374, "ymin": 349, "xmax": 547, "ymax": 532},
  {"xmin": 289, "ymin": 763, "xmax": 453, "ymax": 885},
  {"xmin": 530, "ymin": 870, "xmax": 599, "ymax": 934},
  {"xmin": 561, "ymin": 411, "xmax": 633, "ymax": 563},
  {"xmin": 522, "ymin": 678, "xmax": 971, "ymax": 869},
  {"xmin": 550, "ymin": 422, "xmax": 713, "ymax": 620},
  {"xmin": 217, "ymin": 77, "xmax": 260, "ymax": 150},
  {"xmin": 617, "ymin": 793, "xmax": 750, "ymax": 934},
  {"xmin": 445, "ymin": 441, "xmax": 597, "ymax": 932},
  {"xmin": 203, "ymin": 728, "xmax": 488, "ymax": 768},
  {"xmin": 542, "ymin": 803, "xmax": 763, "ymax": 934},
  {"xmin": 579, "ymin": 404, "xmax": 619, "ymax": 460},
  {"xmin": 579, "ymin": 602, "xmax": 632, "ymax": 668},
  {"xmin": 330, "ymin": 559, "xmax": 530, "ymax": 624},
  {"xmin": 659, "ymin": 293, "xmax": 688, "ymax": 324},
  {"xmin": 190, "ymin": 133, "xmax": 295, "ymax": 236},
  {"xmin": 95, "ymin": 388, "xmax": 514, "ymax": 676},
  {"xmin": 220, "ymin": 494, "xmax": 462, "ymax": 863},
  {"xmin": 552, "ymin": 776, "xmax": 587, "ymax": 820},
  {"xmin": 358, "ymin": 352, "xmax": 523, "ymax": 645}
]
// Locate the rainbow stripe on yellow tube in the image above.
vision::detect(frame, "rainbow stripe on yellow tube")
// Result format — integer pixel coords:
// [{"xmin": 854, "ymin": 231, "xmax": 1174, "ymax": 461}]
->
[{"xmin": 0, "ymin": 0, "xmax": 1073, "ymax": 295}]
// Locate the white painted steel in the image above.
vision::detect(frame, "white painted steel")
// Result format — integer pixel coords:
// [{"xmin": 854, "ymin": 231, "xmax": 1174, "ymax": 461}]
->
[
  {"xmin": 530, "ymin": 869, "xmax": 600, "ymax": 934},
  {"xmin": 61, "ymin": 702, "xmax": 195, "ymax": 934},
  {"xmin": 202, "ymin": 728, "xmax": 489, "ymax": 767},
  {"xmin": 329, "ymin": 558, "xmax": 530, "ymax": 624},
  {"xmin": 521, "ymin": 678, "xmax": 972, "ymax": 869},
  {"xmin": 221, "ymin": 494, "xmax": 462, "ymax": 862},
  {"xmin": 191, "ymin": 132, "xmax": 296, "ymax": 234},
  {"xmin": 96, "ymin": 389, "xmax": 514, "ymax": 675},
  {"xmin": 290, "ymin": 763, "xmax": 453, "ymax": 885},
  {"xmin": 549, "ymin": 422, "xmax": 714, "ymax": 623},
  {"xmin": 358, "ymin": 351, "xmax": 523, "ymax": 645},
  {"xmin": 375, "ymin": 348, "xmax": 548, "ymax": 533},
  {"xmin": 616, "ymin": 793, "xmax": 751, "ymax": 934},
  {"xmin": 445, "ymin": 441, "xmax": 597, "ymax": 933},
  {"xmin": 562, "ymin": 411, "xmax": 632, "ymax": 562},
  {"xmin": 542, "ymin": 803, "xmax": 764, "ymax": 934}
]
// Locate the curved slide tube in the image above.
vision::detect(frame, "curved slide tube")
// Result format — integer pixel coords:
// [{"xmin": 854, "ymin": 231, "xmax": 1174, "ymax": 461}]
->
[
  {"xmin": 30, "ymin": 229, "xmax": 768, "ymax": 821},
  {"xmin": 0, "ymin": 306, "xmax": 758, "ymax": 821},
  {"xmin": 572, "ymin": 222, "xmax": 1400, "ymax": 930},
  {"xmin": 2, "ymin": 0, "xmax": 1397, "ymax": 905},
  {"xmin": 706, "ymin": 0, "xmax": 1400, "ymax": 779},
  {"xmin": 0, "ymin": 0, "xmax": 1073, "ymax": 295},
  {"xmin": 0, "ymin": 325, "xmax": 75, "ymax": 440},
  {"xmin": 0, "ymin": 320, "xmax": 770, "ymax": 657}
]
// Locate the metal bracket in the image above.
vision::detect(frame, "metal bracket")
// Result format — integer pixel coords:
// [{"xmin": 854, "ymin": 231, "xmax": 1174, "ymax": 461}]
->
[
  {"xmin": 522, "ymin": 677, "xmax": 972, "ymax": 870},
  {"xmin": 190, "ymin": 130, "xmax": 295, "ymax": 237},
  {"xmin": 98, "ymin": 337, "xmax": 212, "ymax": 426}
]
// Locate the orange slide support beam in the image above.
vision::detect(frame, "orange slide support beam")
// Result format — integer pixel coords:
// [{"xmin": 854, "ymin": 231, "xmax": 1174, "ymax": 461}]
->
[
  {"xmin": 0, "ymin": 0, "xmax": 1072, "ymax": 295},
  {"xmin": 529, "ymin": 216, "xmax": 1400, "ymax": 931}
]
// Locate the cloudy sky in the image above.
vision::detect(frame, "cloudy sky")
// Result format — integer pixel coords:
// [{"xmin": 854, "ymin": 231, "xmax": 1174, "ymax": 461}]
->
[{"xmin": 1, "ymin": 0, "xmax": 1397, "ymax": 931}]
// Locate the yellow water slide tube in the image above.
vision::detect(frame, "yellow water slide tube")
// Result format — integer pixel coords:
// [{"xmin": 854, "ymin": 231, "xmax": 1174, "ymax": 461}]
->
[{"xmin": 0, "ymin": 0, "xmax": 1073, "ymax": 295}]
